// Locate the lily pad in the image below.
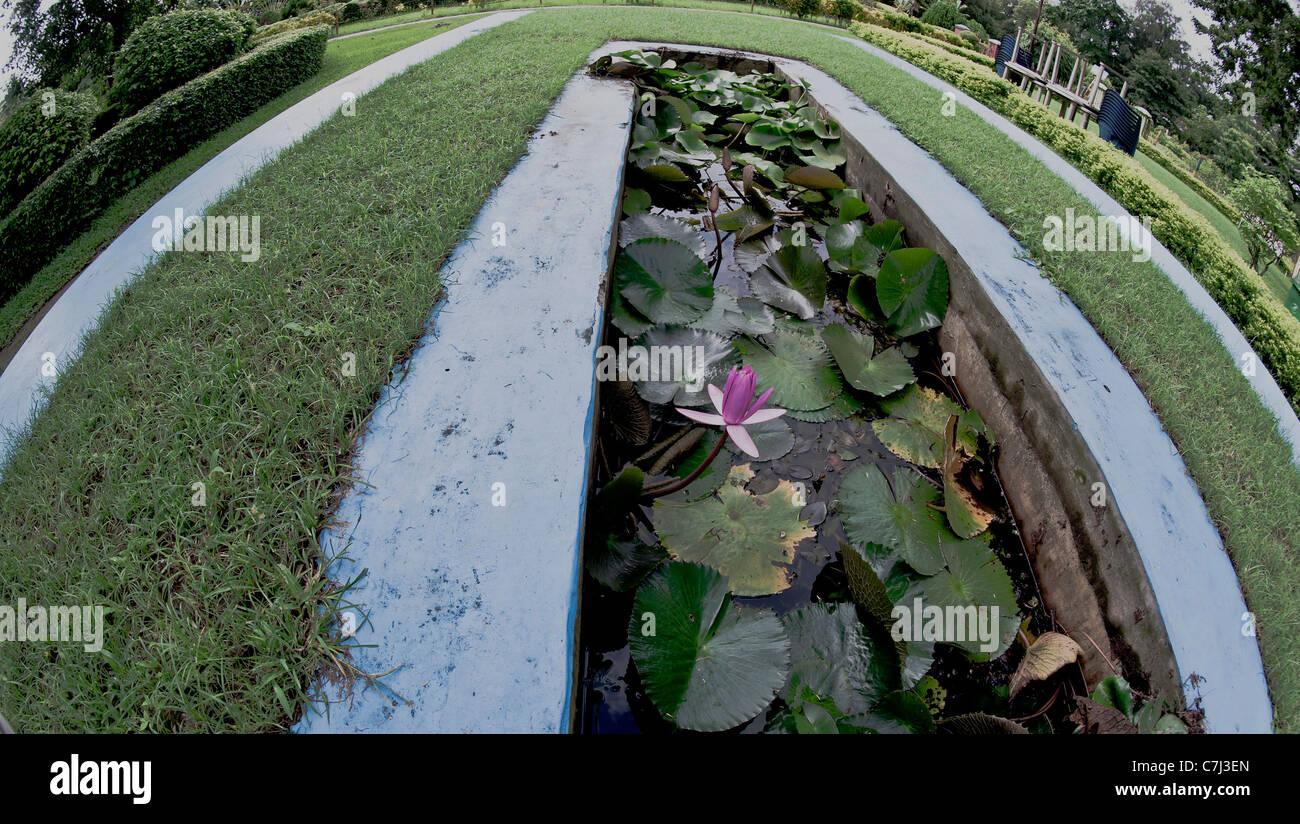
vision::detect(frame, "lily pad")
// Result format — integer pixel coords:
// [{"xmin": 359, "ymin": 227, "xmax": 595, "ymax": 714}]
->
[
  {"xmin": 871, "ymin": 384, "xmax": 964, "ymax": 469},
  {"xmin": 820, "ymin": 323, "xmax": 917, "ymax": 397},
  {"xmin": 652, "ymin": 464, "xmax": 814, "ymax": 596},
  {"xmin": 689, "ymin": 287, "xmax": 776, "ymax": 336},
  {"xmin": 587, "ymin": 534, "xmax": 667, "ymax": 593},
  {"xmin": 744, "ymin": 121, "xmax": 791, "ymax": 150},
  {"xmin": 827, "ymin": 219, "xmax": 904, "ymax": 274},
  {"xmin": 785, "ymin": 165, "xmax": 845, "ymax": 190},
  {"xmin": 619, "ymin": 212, "xmax": 708, "ymax": 258},
  {"xmin": 916, "ymin": 537, "xmax": 1019, "ymax": 659},
  {"xmin": 760, "ymin": 239, "xmax": 827, "ymax": 311},
  {"xmin": 633, "ymin": 326, "xmax": 738, "ymax": 408},
  {"xmin": 803, "ymin": 140, "xmax": 847, "ymax": 170},
  {"xmin": 781, "ymin": 603, "xmax": 900, "ymax": 716},
  {"xmin": 734, "ymin": 328, "xmax": 843, "ymax": 411},
  {"xmin": 786, "ymin": 391, "xmax": 864, "ymax": 423},
  {"xmin": 748, "ymin": 266, "xmax": 819, "ymax": 319},
  {"xmin": 615, "ymin": 238, "xmax": 713, "ymax": 325},
  {"xmin": 714, "ymin": 203, "xmax": 775, "ymax": 244},
  {"xmin": 837, "ymin": 464, "xmax": 952, "ymax": 576},
  {"xmin": 640, "ymin": 162, "xmax": 690, "ymax": 183},
  {"xmin": 609, "ymin": 288, "xmax": 655, "ymax": 337},
  {"xmin": 722, "ymin": 417, "xmax": 794, "ymax": 462},
  {"xmin": 622, "ymin": 187, "xmax": 651, "ymax": 216},
  {"xmin": 876, "ymin": 248, "xmax": 949, "ymax": 337},
  {"xmin": 628, "ymin": 562, "xmax": 790, "ymax": 731},
  {"xmin": 841, "ymin": 543, "xmax": 936, "ymax": 687}
]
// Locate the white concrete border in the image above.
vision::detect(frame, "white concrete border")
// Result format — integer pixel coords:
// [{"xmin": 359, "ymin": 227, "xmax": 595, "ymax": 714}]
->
[{"xmin": 295, "ymin": 69, "xmax": 635, "ymax": 733}]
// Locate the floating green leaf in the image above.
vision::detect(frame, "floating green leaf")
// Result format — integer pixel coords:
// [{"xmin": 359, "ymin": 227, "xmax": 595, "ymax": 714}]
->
[
  {"xmin": 689, "ymin": 286, "xmax": 776, "ymax": 336},
  {"xmin": 785, "ymin": 391, "xmax": 864, "ymax": 423},
  {"xmin": 587, "ymin": 533, "xmax": 667, "ymax": 592},
  {"xmin": 628, "ymin": 562, "xmax": 790, "ymax": 731},
  {"xmin": 619, "ymin": 212, "xmax": 707, "ymax": 258},
  {"xmin": 837, "ymin": 463, "xmax": 952, "ymax": 575},
  {"xmin": 916, "ymin": 537, "xmax": 1019, "ymax": 659},
  {"xmin": 871, "ymin": 384, "xmax": 964, "ymax": 469},
  {"xmin": 734, "ymin": 328, "xmax": 843, "ymax": 411},
  {"xmin": 781, "ymin": 603, "xmax": 900, "ymax": 716},
  {"xmin": 652, "ymin": 464, "xmax": 814, "ymax": 596},
  {"xmin": 748, "ymin": 266, "xmax": 819, "ymax": 319},
  {"xmin": 640, "ymin": 162, "xmax": 690, "ymax": 183},
  {"xmin": 714, "ymin": 203, "xmax": 775, "ymax": 244},
  {"xmin": 615, "ymin": 238, "xmax": 713, "ymax": 325},
  {"xmin": 622, "ymin": 187, "xmax": 651, "ymax": 216},
  {"xmin": 609, "ymin": 288, "xmax": 655, "ymax": 337},
  {"xmin": 722, "ymin": 417, "xmax": 794, "ymax": 462},
  {"xmin": 761, "ymin": 239, "xmax": 827, "ymax": 311},
  {"xmin": 744, "ymin": 121, "xmax": 791, "ymax": 150},
  {"xmin": 785, "ymin": 165, "xmax": 845, "ymax": 190},
  {"xmin": 820, "ymin": 323, "xmax": 916, "ymax": 397},
  {"xmin": 631, "ymin": 326, "xmax": 737, "ymax": 408},
  {"xmin": 876, "ymin": 248, "xmax": 949, "ymax": 337}
]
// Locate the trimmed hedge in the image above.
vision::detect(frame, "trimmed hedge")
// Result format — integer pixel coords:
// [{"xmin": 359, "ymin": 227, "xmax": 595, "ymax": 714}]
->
[
  {"xmin": 252, "ymin": 11, "xmax": 338, "ymax": 42},
  {"xmin": 1139, "ymin": 137, "xmax": 1242, "ymax": 223},
  {"xmin": 108, "ymin": 9, "xmax": 257, "ymax": 116},
  {"xmin": 0, "ymin": 26, "xmax": 329, "ymax": 303},
  {"xmin": 853, "ymin": 1, "xmax": 988, "ymax": 58},
  {"xmin": 0, "ymin": 90, "xmax": 97, "ymax": 219},
  {"xmin": 850, "ymin": 21, "xmax": 1300, "ymax": 413}
]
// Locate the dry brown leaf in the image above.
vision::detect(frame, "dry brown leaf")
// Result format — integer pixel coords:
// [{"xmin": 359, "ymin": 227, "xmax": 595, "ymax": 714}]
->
[
  {"xmin": 1008, "ymin": 631, "xmax": 1083, "ymax": 697},
  {"xmin": 942, "ymin": 415, "xmax": 996, "ymax": 537}
]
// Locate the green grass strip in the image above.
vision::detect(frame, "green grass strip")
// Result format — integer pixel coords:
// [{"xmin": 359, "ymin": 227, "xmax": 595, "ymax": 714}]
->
[{"xmin": 0, "ymin": 15, "xmax": 488, "ymax": 354}]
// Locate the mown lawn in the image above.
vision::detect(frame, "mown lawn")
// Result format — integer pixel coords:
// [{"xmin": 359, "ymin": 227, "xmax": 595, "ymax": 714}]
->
[
  {"xmin": 1, "ymin": 6, "xmax": 1297, "ymax": 733},
  {"xmin": 0, "ymin": 14, "xmax": 488, "ymax": 353}
]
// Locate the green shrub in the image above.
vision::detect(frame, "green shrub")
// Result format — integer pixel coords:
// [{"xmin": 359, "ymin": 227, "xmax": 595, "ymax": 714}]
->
[
  {"xmin": 781, "ymin": 0, "xmax": 823, "ymax": 18},
  {"xmin": 108, "ymin": 10, "xmax": 257, "ymax": 117},
  {"xmin": 0, "ymin": 90, "xmax": 97, "ymax": 218},
  {"xmin": 0, "ymin": 26, "xmax": 329, "ymax": 303},
  {"xmin": 830, "ymin": 0, "xmax": 860, "ymax": 24},
  {"xmin": 850, "ymin": 20, "xmax": 1300, "ymax": 413},
  {"xmin": 282, "ymin": 0, "xmax": 317, "ymax": 19},
  {"xmin": 252, "ymin": 11, "xmax": 337, "ymax": 41},
  {"xmin": 856, "ymin": 3, "xmax": 987, "ymax": 56},
  {"xmin": 341, "ymin": 2, "xmax": 364, "ymax": 22},
  {"xmin": 920, "ymin": 0, "xmax": 961, "ymax": 29}
]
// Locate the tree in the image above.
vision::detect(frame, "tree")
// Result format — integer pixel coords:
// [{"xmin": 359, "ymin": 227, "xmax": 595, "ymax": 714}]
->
[
  {"xmin": 1048, "ymin": 0, "xmax": 1127, "ymax": 64},
  {"xmin": 1, "ymin": 0, "xmax": 167, "ymax": 91},
  {"xmin": 1231, "ymin": 169, "xmax": 1300, "ymax": 274},
  {"xmin": 1193, "ymin": 0, "xmax": 1300, "ymax": 150}
]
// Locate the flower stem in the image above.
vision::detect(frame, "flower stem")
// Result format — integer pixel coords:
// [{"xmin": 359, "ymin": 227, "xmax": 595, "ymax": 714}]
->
[{"xmin": 640, "ymin": 430, "xmax": 729, "ymax": 500}]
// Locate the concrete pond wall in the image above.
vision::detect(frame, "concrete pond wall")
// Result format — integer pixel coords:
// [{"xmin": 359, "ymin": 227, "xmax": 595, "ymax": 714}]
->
[{"xmin": 589, "ymin": 42, "xmax": 1272, "ymax": 733}]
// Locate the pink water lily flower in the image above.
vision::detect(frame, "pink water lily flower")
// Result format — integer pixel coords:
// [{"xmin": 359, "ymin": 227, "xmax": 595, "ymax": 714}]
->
[{"xmin": 676, "ymin": 365, "xmax": 786, "ymax": 458}]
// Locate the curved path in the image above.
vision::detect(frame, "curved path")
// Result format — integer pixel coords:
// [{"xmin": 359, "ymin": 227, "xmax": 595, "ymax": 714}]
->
[{"xmin": 0, "ymin": 9, "xmax": 533, "ymax": 471}]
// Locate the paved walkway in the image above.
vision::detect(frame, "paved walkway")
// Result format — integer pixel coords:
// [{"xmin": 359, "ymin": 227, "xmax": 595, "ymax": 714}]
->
[
  {"xmin": 0, "ymin": 9, "xmax": 533, "ymax": 471},
  {"xmin": 295, "ymin": 70, "xmax": 634, "ymax": 733}
]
